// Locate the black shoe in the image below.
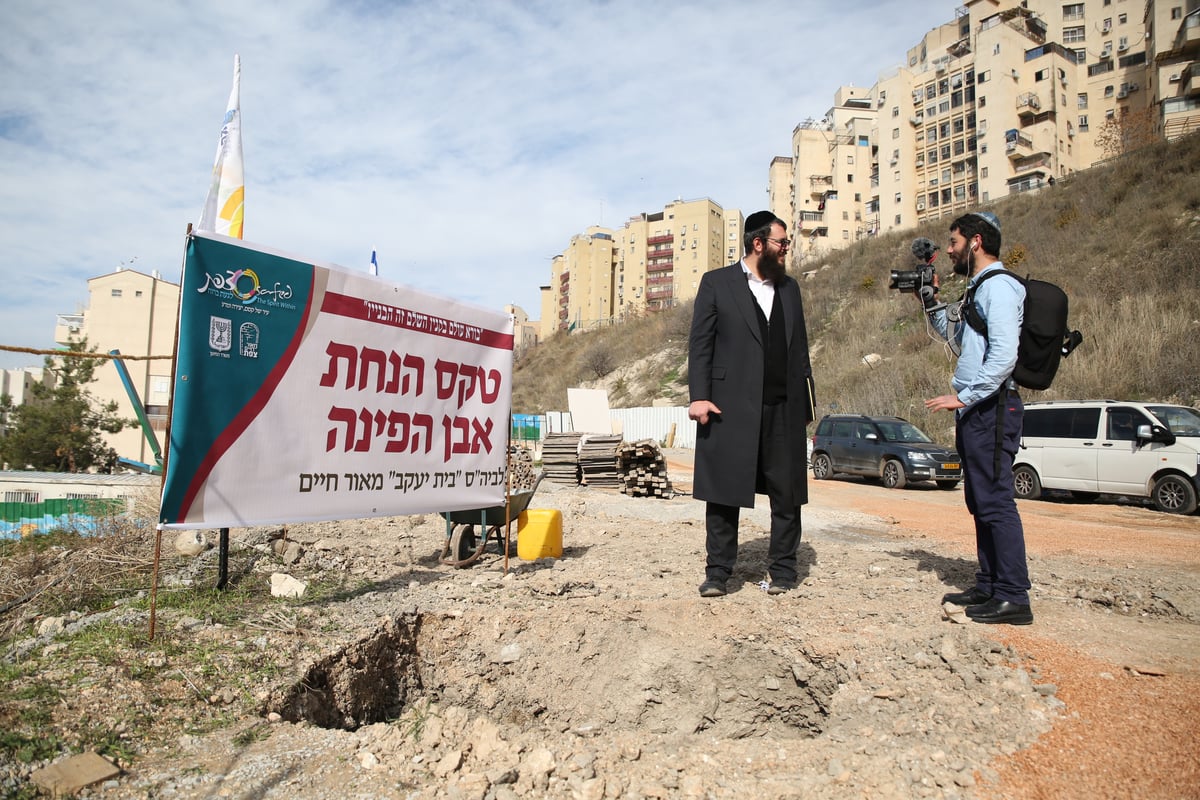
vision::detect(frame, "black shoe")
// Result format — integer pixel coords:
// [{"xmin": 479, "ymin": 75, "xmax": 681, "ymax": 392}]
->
[
  {"xmin": 942, "ymin": 587, "xmax": 993, "ymax": 606},
  {"xmin": 699, "ymin": 579, "xmax": 727, "ymax": 598},
  {"xmin": 965, "ymin": 598, "xmax": 1033, "ymax": 625},
  {"xmin": 767, "ymin": 580, "xmax": 795, "ymax": 596}
]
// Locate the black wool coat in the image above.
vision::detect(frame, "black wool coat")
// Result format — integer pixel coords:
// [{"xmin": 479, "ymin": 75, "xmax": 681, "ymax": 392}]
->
[{"xmin": 687, "ymin": 263, "xmax": 815, "ymax": 508}]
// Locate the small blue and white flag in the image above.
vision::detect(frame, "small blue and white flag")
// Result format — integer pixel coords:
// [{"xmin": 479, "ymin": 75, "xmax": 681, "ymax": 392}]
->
[{"xmin": 369, "ymin": 249, "xmax": 379, "ymax": 277}]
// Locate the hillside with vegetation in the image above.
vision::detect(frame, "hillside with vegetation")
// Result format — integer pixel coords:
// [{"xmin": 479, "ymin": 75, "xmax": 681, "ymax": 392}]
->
[{"xmin": 513, "ymin": 132, "xmax": 1200, "ymax": 441}]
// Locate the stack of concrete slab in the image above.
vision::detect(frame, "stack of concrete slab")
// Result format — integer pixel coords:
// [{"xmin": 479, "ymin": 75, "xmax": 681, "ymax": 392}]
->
[
  {"xmin": 579, "ymin": 434, "xmax": 623, "ymax": 488},
  {"xmin": 542, "ymin": 432, "xmax": 583, "ymax": 485}
]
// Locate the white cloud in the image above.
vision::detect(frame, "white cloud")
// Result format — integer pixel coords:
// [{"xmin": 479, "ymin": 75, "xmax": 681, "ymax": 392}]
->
[{"xmin": 0, "ymin": 0, "xmax": 953, "ymax": 368}]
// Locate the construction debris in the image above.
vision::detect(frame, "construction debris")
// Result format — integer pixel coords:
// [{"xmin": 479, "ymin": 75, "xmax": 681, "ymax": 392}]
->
[
  {"xmin": 616, "ymin": 439, "xmax": 674, "ymax": 498},
  {"xmin": 542, "ymin": 432, "xmax": 583, "ymax": 485},
  {"xmin": 579, "ymin": 434, "xmax": 623, "ymax": 489}
]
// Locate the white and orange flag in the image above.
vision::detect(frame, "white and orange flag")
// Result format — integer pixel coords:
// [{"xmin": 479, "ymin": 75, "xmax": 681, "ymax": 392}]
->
[{"xmin": 198, "ymin": 54, "xmax": 244, "ymax": 238}]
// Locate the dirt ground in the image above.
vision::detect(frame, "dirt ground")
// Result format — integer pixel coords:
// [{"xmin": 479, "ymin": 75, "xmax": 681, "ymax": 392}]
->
[{"xmin": 9, "ymin": 451, "xmax": 1200, "ymax": 799}]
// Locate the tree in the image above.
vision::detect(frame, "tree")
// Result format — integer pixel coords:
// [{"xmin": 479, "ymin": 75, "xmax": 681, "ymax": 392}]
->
[
  {"xmin": 0, "ymin": 339, "xmax": 133, "ymax": 472},
  {"xmin": 1094, "ymin": 107, "xmax": 1158, "ymax": 160}
]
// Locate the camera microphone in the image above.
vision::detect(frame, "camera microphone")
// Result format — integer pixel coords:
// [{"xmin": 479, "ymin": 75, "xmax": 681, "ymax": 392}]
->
[{"xmin": 911, "ymin": 237, "xmax": 939, "ymax": 263}]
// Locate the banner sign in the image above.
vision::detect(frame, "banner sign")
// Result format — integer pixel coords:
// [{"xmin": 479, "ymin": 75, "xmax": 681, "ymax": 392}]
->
[{"xmin": 160, "ymin": 232, "xmax": 514, "ymax": 529}]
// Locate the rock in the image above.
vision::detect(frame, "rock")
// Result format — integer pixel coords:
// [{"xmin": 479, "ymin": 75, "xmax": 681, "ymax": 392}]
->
[
  {"xmin": 174, "ymin": 531, "xmax": 209, "ymax": 556},
  {"xmin": 269, "ymin": 573, "xmax": 307, "ymax": 598},
  {"xmin": 37, "ymin": 616, "xmax": 66, "ymax": 636}
]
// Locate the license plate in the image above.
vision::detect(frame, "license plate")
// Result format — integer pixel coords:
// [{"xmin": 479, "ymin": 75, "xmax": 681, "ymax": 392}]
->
[{"xmin": 942, "ymin": 463, "xmax": 960, "ymax": 470}]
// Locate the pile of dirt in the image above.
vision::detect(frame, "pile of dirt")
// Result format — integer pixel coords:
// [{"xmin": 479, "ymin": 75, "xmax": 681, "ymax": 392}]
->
[{"xmin": 4, "ymin": 469, "xmax": 1198, "ymax": 799}]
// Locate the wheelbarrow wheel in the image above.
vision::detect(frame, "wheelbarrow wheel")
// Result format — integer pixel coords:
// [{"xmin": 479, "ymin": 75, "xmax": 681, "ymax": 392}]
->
[{"xmin": 449, "ymin": 525, "xmax": 477, "ymax": 566}]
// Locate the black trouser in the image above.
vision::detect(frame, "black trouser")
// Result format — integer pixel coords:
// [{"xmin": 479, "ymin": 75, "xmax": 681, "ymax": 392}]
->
[
  {"xmin": 957, "ymin": 390, "xmax": 1030, "ymax": 604},
  {"xmin": 705, "ymin": 403, "xmax": 801, "ymax": 583}
]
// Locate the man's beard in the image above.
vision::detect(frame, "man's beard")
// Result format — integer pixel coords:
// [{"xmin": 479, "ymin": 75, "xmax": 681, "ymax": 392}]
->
[
  {"xmin": 952, "ymin": 250, "xmax": 970, "ymax": 276},
  {"xmin": 760, "ymin": 250, "xmax": 787, "ymax": 283}
]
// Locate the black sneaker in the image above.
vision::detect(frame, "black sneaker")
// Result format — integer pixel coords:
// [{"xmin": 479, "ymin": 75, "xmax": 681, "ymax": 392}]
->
[{"xmin": 698, "ymin": 579, "xmax": 727, "ymax": 598}]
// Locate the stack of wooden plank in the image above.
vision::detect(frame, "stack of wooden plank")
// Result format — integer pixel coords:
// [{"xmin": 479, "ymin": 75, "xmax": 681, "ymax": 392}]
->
[
  {"xmin": 579, "ymin": 434, "xmax": 623, "ymax": 488},
  {"xmin": 542, "ymin": 432, "xmax": 583, "ymax": 485},
  {"xmin": 616, "ymin": 438, "xmax": 675, "ymax": 498}
]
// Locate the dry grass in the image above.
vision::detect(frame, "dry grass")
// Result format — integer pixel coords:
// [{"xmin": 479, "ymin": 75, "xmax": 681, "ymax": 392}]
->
[{"xmin": 514, "ymin": 132, "xmax": 1200, "ymax": 443}]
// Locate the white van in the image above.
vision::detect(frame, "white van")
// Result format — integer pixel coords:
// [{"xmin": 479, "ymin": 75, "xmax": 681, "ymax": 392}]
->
[{"xmin": 1013, "ymin": 400, "xmax": 1200, "ymax": 514}]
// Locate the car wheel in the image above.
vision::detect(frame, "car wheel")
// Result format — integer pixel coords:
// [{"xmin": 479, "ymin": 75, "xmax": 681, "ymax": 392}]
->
[
  {"xmin": 881, "ymin": 459, "xmax": 907, "ymax": 489},
  {"xmin": 1012, "ymin": 465, "xmax": 1041, "ymax": 500},
  {"xmin": 935, "ymin": 480, "xmax": 960, "ymax": 490},
  {"xmin": 1151, "ymin": 474, "xmax": 1198, "ymax": 515},
  {"xmin": 812, "ymin": 453, "xmax": 833, "ymax": 480}
]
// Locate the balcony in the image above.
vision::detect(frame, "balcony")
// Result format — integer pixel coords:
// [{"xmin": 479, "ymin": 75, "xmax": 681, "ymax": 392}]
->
[
  {"xmin": 809, "ymin": 174, "xmax": 834, "ymax": 194},
  {"xmin": 1016, "ymin": 92, "xmax": 1042, "ymax": 119},
  {"xmin": 647, "ymin": 234, "xmax": 673, "ymax": 246},
  {"xmin": 1011, "ymin": 153, "xmax": 1051, "ymax": 175},
  {"xmin": 798, "ymin": 211, "xmax": 825, "ymax": 233},
  {"xmin": 1185, "ymin": 63, "xmax": 1200, "ymax": 97},
  {"xmin": 646, "ymin": 275, "xmax": 673, "ymax": 286},
  {"xmin": 646, "ymin": 286, "xmax": 674, "ymax": 300},
  {"xmin": 646, "ymin": 247, "xmax": 673, "ymax": 259},
  {"xmin": 1005, "ymin": 129, "xmax": 1035, "ymax": 158},
  {"xmin": 646, "ymin": 260, "xmax": 673, "ymax": 273}
]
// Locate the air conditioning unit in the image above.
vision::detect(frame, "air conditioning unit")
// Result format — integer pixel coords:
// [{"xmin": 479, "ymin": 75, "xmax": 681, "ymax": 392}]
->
[
  {"xmin": 1169, "ymin": 72, "xmax": 1181, "ymax": 82},
  {"xmin": 1117, "ymin": 89, "xmax": 1128, "ymax": 98},
  {"xmin": 1011, "ymin": 69, "xmax": 1020, "ymax": 79},
  {"xmin": 1029, "ymin": 96, "xmax": 1041, "ymax": 109},
  {"xmin": 916, "ymin": 201, "xmax": 926, "ymax": 211},
  {"xmin": 1130, "ymin": 82, "xmax": 1139, "ymax": 92}
]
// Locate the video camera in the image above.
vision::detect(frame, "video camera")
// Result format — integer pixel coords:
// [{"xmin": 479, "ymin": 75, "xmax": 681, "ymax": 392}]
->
[{"xmin": 889, "ymin": 237, "xmax": 940, "ymax": 296}]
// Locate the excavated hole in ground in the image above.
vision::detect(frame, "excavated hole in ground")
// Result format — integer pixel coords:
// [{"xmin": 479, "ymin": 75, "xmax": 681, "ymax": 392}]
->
[{"xmin": 262, "ymin": 611, "xmax": 840, "ymax": 738}]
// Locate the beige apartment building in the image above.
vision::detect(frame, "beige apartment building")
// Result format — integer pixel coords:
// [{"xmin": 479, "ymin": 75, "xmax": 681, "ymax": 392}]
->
[
  {"xmin": 541, "ymin": 198, "xmax": 742, "ymax": 339},
  {"xmin": 54, "ymin": 268, "xmax": 180, "ymax": 470},
  {"xmin": 774, "ymin": 0, "xmax": 1200, "ymax": 261}
]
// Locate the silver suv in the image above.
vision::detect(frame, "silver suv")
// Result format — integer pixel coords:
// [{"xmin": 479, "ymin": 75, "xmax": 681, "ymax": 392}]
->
[{"xmin": 810, "ymin": 414, "xmax": 962, "ymax": 489}]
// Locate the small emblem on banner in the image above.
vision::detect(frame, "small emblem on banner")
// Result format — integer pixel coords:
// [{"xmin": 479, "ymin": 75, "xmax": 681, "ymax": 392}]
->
[
  {"xmin": 209, "ymin": 317, "xmax": 232, "ymax": 352},
  {"xmin": 239, "ymin": 322, "xmax": 259, "ymax": 358}
]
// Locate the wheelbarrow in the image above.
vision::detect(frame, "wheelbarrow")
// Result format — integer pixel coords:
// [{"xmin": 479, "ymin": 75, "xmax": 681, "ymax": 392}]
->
[{"xmin": 439, "ymin": 472, "xmax": 544, "ymax": 568}]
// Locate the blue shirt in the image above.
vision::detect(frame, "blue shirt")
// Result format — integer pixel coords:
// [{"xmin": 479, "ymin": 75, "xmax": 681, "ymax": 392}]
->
[{"xmin": 931, "ymin": 263, "xmax": 1025, "ymax": 410}]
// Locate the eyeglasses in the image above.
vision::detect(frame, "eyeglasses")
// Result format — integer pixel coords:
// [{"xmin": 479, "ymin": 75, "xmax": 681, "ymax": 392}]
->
[{"xmin": 765, "ymin": 237, "xmax": 791, "ymax": 249}]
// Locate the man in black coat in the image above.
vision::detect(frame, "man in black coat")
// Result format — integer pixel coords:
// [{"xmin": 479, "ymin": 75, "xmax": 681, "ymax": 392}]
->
[{"xmin": 688, "ymin": 210, "xmax": 815, "ymax": 597}]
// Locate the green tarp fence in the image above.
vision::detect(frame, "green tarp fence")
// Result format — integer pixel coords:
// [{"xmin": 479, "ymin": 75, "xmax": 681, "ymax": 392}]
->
[{"xmin": 0, "ymin": 498, "xmax": 126, "ymax": 540}]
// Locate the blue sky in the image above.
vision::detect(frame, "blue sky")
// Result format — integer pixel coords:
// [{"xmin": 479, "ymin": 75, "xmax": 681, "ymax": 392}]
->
[{"xmin": 0, "ymin": 0, "xmax": 954, "ymax": 370}]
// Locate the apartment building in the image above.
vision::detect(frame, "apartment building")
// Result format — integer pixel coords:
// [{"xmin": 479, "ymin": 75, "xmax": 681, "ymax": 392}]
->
[
  {"xmin": 543, "ymin": 198, "xmax": 742, "ymax": 338},
  {"xmin": 54, "ymin": 268, "xmax": 180, "ymax": 469},
  {"xmin": 774, "ymin": 0, "xmax": 1199, "ymax": 259}
]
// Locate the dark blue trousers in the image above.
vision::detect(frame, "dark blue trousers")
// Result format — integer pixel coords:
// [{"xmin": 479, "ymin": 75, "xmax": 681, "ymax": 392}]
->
[
  {"xmin": 957, "ymin": 390, "xmax": 1031, "ymax": 604},
  {"xmin": 705, "ymin": 403, "xmax": 801, "ymax": 583}
]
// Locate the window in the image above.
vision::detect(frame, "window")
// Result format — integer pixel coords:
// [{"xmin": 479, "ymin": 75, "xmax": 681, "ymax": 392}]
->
[
  {"xmin": 892, "ymin": 106, "xmax": 899, "ymax": 117},
  {"xmin": 1104, "ymin": 85, "xmax": 1114, "ymax": 97},
  {"xmin": 1171, "ymin": 7, "xmax": 1182, "ymax": 20},
  {"xmin": 842, "ymin": 211, "xmax": 849, "ymax": 221},
  {"xmin": 135, "ymin": 290, "xmax": 143, "ymax": 297},
  {"xmin": 1077, "ymin": 92, "xmax": 1088, "ymax": 108},
  {"xmin": 1035, "ymin": 68, "xmax": 1049, "ymax": 81},
  {"xmin": 981, "ymin": 166, "xmax": 989, "ymax": 178},
  {"xmin": 1074, "ymin": 48, "xmax": 1086, "ymax": 63},
  {"xmin": 1118, "ymin": 13, "xmax": 1126, "ymax": 24},
  {"xmin": 111, "ymin": 288, "xmax": 122, "ymax": 297},
  {"xmin": 847, "ymin": 155, "xmax": 855, "ymax": 164},
  {"xmin": 894, "ymin": 192, "xmax": 902, "ymax": 203},
  {"xmin": 1079, "ymin": 115, "xmax": 1089, "ymax": 131},
  {"xmin": 993, "ymin": 43, "xmax": 1001, "ymax": 55},
  {"xmin": 854, "ymin": 193, "xmax": 861, "ymax": 201},
  {"xmin": 892, "ymin": 127, "xmax": 900, "ymax": 139},
  {"xmin": 1062, "ymin": 3, "xmax": 1084, "ymax": 21},
  {"xmin": 1063, "ymin": 25, "xmax": 1085, "ymax": 43},
  {"xmin": 1024, "ymin": 407, "xmax": 1099, "ymax": 438},
  {"xmin": 979, "ymin": 96, "xmax": 987, "ymax": 108},
  {"xmin": 939, "ymin": 100, "xmax": 950, "ymax": 113}
]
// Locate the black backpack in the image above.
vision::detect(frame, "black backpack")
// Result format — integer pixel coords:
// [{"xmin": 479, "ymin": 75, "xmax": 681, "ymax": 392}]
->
[{"xmin": 962, "ymin": 269, "xmax": 1082, "ymax": 391}]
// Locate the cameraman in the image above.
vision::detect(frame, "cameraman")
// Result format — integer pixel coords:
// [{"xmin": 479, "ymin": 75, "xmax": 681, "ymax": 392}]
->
[{"xmin": 922, "ymin": 212, "xmax": 1032, "ymax": 626}]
